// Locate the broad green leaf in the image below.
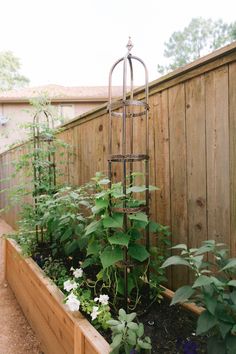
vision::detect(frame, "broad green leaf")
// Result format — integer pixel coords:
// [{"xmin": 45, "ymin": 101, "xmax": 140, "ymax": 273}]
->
[
  {"xmin": 161, "ymin": 256, "xmax": 190, "ymax": 268},
  {"xmin": 108, "ymin": 232, "xmax": 130, "ymax": 247},
  {"xmin": 70, "ymin": 191, "xmax": 79, "ymax": 199},
  {"xmin": 191, "ymin": 255, "xmax": 204, "ymax": 268},
  {"xmin": 107, "ymin": 320, "xmax": 120, "ymax": 326},
  {"xmin": 118, "ymin": 308, "xmax": 127, "ymax": 321},
  {"xmin": 117, "ymin": 277, "xmax": 135, "ymax": 295},
  {"xmin": 128, "ymin": 243, "xmax": 150, "ymax": 262},
  {"xmin": 221, "ymin": 258, "xmax": 236, "ymax": 271},
  {"xmin": 127, "ymin": 322, "xmax": 139, "ymax": 330},
  {"xmin": 126, "ymin": 312, "xmax": 136, "ymax": 322},
  {"xmin": 228, "ymin": 280, "xmax": 236, "ymax": 287},
  {"xmin": 227, "ymin": 335, "xmax": 236, "ymax": 354},
  {"xmin": 117, "ymin": 323, "xmax": 125, "ymax": 331},
  {"xmin": 194, "ymin": 244, "xmax": 213, "ymax": 255},
  {"xmin": 85, "ymin": 220, "xmax": 102, "ymax": 236},
  {"xmin": 196, "ymin": 310, "xmax": 218, "ymax": 335},
  {"xmin": 81, "ymin": 257, "xmax": 95, "ymax": 268},
  {"xmin": 171, "ymin": 244, "xmax": 188, "ymax": 250},
  {"xmin": 87, "ymin": 240, "xmax": 100, "ymax": 256},
  {"xmin": 215, "ymin": 303, "xmax": 235, "ymax": 324},
  {"xmin": 96, "ymin": 198, "xmax": 108, "ymax": 208},
  {"xmin": 149, "ymin": 185, "xmax": 159, "ymax": 191},
  {"xmin": 192, "ymin": 275, "xmax": 214, "ymax": 288},
  {"xmin": 100, "ymin": 246, "xmax": 123, "ymax": 268},
  {"xmin": 95, "ymin": 190, "xmax": 107, "ymax": 198},
  {"xmin": 207, "ymin": 336, "xmax": 226, "ymax": 354},
  {"xmin": 204, "ymin": 294, "xmax": 217, "ymax": 315},
  {"xmin": 231, "ymin": 324, "xmax": 236, "ymax": 335},
  {"xmin": 203, "ymin": 240, "xmax": 216, "ymax": 246},
  {"xmin": 127, "ymin": 329, "xmax": 136, "ymax": 346},
  {"xmin": 230, "ymin": 290, "xmax": 236, "ymax": 305},
  {"xmin": 219, "ymin": 321, "xmax": 232, "ymax": 339},
  {"xmin": 103, "ymin": 213, "xmax": 123, "ymax": 228},
  {"xmin": 138, "ymin": 340, "xmax": 152, "ymax": 350},
  {"xmin": 137, "ymin": 323, "xmax": 144, "ymax": 337},
  {"xmin": 75, "ymin": 224, "xmax": 83, "ymax": 236},
  {"xmin": 129, "ymin": 228, "xmax": 142, "ymax": 241},
  {"xmin": 128, "ymin": 212, "xmax": 148, "ymax": 224},
  {"xmin": 92, "ymin": 198, "xmax": 108, "ymax": 214},
  {"xmin": 211, "ymin": 276, "xmax": 225, "ymax": 288},
  {"xmin": 79, "ymin": 200, "xmax": 90, "ymax": 207},
  {"xmin": 149, "ymin": 221, "xmax": 159, "ymax": 233},
  {"xmin": 60, "ymin": 228, "xmax": 73, "ymax": 242},
  {"xmin": 170, "ymin": 285, "xmax": 195, "ymax": 305},
  {"xmin": 110, "ymin": 334, "xmax": 122, "ymax": 349},
  {"xmin": 111, "ymin": 188, "xmax": 125, "ymax": 198},
  {"xmin": 64, "ymin": 240, "xmax": 78, "ymax": 255},
  {"xmin": 126, "ymin": 185, "xmax": 147, "ymax": 193},
  {"xmin": 98, "ymin": 178, "xmax": 110, "ymax": 185}
]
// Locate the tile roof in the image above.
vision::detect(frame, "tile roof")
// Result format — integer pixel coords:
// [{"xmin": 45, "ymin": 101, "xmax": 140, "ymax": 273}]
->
[{"xmin": 0, "ymin": 84, "xmax": 124, "ymax": 102}]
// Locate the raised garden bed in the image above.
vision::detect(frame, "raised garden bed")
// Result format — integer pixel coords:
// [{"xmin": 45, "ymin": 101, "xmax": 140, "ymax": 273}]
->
[
  {"xmin": 4, "ymin": 237, "xmax": 208, "ymax": 354},
  {"xmin": 4, "ymin": 238, "xmax": 110, "ymax": 354}
]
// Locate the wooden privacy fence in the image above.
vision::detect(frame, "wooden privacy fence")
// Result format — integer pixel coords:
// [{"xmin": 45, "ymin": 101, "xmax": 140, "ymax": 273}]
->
[{"xmin": 1, "ymin": 42, "xmax": 236, "ymax": 289}]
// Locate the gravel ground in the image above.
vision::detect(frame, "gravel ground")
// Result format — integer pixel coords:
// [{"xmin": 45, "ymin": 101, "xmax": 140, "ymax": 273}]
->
[{"xmin": 0, "ymin": 219, "xmax": 42, "ymax": 354}]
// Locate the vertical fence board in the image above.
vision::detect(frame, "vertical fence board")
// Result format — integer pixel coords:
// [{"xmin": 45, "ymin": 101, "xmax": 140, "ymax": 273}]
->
[
  {"xmin": 206, "ymin": 66, "xmax": 230, "ymax": 246},
  {"xmin": 229, "ymin": 62, "xmax": 236, "ymax": 256},
  {"xmin": 153, "ymin": 91, "xmax": 170, "ymax": 226},
  {"xmin": 168, "ymin": 83, "xmax": 188, "ymax": 288},
  {"xmin": 186, "ymin": 75, "xmax": 207, "ymax": 266}
]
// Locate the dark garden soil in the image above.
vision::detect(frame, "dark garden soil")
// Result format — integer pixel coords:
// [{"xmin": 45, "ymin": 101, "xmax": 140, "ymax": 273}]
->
[
  {"xmin": 140, "ymin": 297, "xmax": 207, "ymax": 354},
  {"xmin": 34, "ymin": 244, "xmax": 207, "ymax": 354}
]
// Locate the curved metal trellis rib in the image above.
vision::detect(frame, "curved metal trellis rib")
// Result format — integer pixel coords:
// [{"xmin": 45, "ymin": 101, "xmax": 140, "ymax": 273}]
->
[
  {"xmin": 33, "ymin": 110, "xmax": 56, "ymax": 244},
  {"xmin": 108, "ymin": 39, "xmax": 150, "ymax": 311}
]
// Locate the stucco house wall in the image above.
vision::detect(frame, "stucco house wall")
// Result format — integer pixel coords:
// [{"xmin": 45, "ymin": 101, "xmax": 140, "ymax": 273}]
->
[{"xmin": 0, "ymin": 85, "xmax": 123, "ymax": 152}]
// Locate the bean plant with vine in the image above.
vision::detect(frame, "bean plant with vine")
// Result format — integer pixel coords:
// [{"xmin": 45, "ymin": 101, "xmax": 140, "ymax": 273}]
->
[{"xmin": 2, "ymin": 97, "xmax": 172, "ymax": 353}]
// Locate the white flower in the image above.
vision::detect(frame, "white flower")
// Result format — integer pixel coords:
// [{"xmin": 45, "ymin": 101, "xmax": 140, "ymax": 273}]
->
[
  {"xmin": 73, "ymin": 268, "xmax": 83, "ymax": 278},
  {"xmin": 91, "ymin": 306, "xmax": 100, "ymax": 321},
  {"xmin": 66, "ymin": 293, "xmax": 80, "ymax": 312},
  {"xmin": 94, "ymin": 294, "xmax": 109, "ymax": 305},
  {"xmin": 63, "ymin": 279, "xmax": 78, "ymax": 292}
]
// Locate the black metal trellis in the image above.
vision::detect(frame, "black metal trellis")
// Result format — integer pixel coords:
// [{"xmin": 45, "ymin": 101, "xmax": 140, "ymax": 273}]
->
[
  {"xmin": 108, "ymin": 38, "xmax": 150, "ymax": 311},
  {"xmin": 33, "ymin": 110, "xmax": 56, "ymax": 244}
]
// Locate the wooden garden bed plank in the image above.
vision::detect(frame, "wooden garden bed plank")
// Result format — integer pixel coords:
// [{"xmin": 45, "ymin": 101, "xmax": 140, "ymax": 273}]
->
[{"xmin": 5, "ymin": 239, "xmax": 110, "ymax": 354}]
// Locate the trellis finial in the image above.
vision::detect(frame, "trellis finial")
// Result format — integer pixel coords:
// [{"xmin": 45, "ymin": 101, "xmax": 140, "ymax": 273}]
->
[{"xmin": 126, "ymin": 37, "xmax": 133, "ymax": 53}]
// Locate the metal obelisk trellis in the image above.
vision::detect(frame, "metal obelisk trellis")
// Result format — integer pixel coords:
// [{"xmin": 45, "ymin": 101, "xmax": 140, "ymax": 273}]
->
[
  {"xmin": 33, "ymin": 110, "xmax": 56, "ymax": 244},
  {"xmin": 108, "ymin": 38, "xmax": 150, "ymax": 311}
]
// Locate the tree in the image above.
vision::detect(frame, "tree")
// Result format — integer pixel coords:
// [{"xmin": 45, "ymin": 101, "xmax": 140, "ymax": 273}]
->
[
  {"xmin": 0, "ymin": 51, "xmax": 29, "ymax": 91},
  {"xmin": 158, "ymin": 18, "xmax": 236, "ymax": 74}
]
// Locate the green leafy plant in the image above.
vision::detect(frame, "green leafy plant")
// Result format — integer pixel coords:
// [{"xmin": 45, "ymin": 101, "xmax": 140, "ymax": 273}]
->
[
  {"xmin": 81, "ymin": 172, "xmax": 170, "ymax": 310},
  {"xmin": 107, "ymin": 309, "xmax": 152, "ymax": 354},
  {"xmin": 63, "ymin": 267, "xmax": 112, "ymax": 330},
  {"xmin": 43, "ymin": 258, "xmax": 69, "ymax": 289},
  {"xmin": 161, "ymin": 240, "xmax": 236, "ymax": 354}
]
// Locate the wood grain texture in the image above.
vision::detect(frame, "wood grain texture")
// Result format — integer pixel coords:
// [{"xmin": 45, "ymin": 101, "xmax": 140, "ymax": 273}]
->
[
  {"xmin": 168, "ymin": 83, "xmax": 188, "ymax": 289},
  {"xmin": 229, "ymin": 62, "xmax": 236, "ymax": 256},
  {"xmin": 5, "ymin": 239, "xmax": 110, "ymax": 354},
  {"xmin": 205, "ymin": 66, "xmax": 230, "ymax": 246},
  {"xmin": 186, "ymin": 76, "xmax": 207, "ymax": 248}
]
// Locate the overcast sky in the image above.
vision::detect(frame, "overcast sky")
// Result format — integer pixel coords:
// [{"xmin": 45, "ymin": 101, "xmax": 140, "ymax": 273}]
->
[{"xmin": 1, "ymin": 0, "xmax": 235, "ymax": 87}]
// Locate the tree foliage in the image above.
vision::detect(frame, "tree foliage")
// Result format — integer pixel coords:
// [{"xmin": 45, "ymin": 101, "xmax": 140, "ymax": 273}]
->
[
  {"xmin": 0, "ymin": 51, "xmax": 29, "ymax": 91},
  {"xmin": 158, "ymin": 18, "xmax": 236, "ymax": 74}
]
